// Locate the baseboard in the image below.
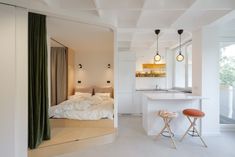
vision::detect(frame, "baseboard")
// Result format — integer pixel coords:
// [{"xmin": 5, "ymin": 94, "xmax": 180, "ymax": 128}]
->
[
  {"xmin": 220, "ymin": 124, "xmax": 235, "ymax": 131},
  {"xmin": 201, "ymin": 131, "xmax": 221, "ymax": 136},
  {"xmin": 119, "ymin": 113, "xmax": 142, "ymax": 117}
]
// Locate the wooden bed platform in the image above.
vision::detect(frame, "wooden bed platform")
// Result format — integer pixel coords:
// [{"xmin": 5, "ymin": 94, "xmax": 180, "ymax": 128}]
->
[
  {"xmin": 28, "ymin": 119, "xmax": 116, "ymax": 157},
  {"xmin": 50, "ymin": 118, "xmax": 114, "ymax": 128}
]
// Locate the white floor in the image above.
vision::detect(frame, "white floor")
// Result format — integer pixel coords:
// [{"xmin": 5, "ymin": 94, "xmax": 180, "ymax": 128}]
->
[{"xmin": 57, "ymin": 116, "xmax": 235, "ymax": 157}]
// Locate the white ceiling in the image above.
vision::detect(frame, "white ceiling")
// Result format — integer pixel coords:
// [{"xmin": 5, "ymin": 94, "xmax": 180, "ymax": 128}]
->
[
  {"xmin": 47, "ymin": 17, "xmax": 113, "ymax": 53},
  {"xmin": 3, "ymin": 0, "xmax": 235, "ymax": 51}
]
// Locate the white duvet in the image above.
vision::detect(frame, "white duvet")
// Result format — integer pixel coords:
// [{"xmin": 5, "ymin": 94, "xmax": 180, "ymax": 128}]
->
[{"xmin": 49, "ymin": 95, "xmax": 114, "ymax": 120}]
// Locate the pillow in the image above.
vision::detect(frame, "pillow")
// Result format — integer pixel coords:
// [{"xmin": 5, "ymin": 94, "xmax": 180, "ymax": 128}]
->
[
  {"xmin": 75, "ymin": 92, "xmax": 92, "ymax": 97},
  {"xmin": 94, "ymin": 86, "xmax": 113, "ymax": 98},
  {"xmin": 95, "ymin": 93, "xmax": 111, "ymax": 100}
]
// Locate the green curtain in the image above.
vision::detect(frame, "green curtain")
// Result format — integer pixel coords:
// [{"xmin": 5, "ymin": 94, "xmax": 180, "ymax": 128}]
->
[{"xmin": 28, "ymin": 12, "xmax": 51, "ymax": 149}]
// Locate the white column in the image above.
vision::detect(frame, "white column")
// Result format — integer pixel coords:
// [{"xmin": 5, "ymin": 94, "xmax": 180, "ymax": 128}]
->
[
  {"xmin": 0, "ymin": 4, "xmax": 28, "ymax": 157},
  {"xmin": 15, "ymin": 7, "xmax": 28, "ymax": 157},
  {"xmin": 0, "ymin": 4, "xmax": 16, "ymax": 157},
  {"xmin": 192, "ymin": 26, "xmax": 220, "ymax": 135},
  {"xmin": 113, "ymin": 28, "xmax": 119, "ymax": 128}
]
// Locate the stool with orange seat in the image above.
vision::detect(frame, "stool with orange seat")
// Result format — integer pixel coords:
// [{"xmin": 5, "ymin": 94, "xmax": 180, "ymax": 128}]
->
[{"xmin": 180, "ymin": 108, "xmax": 207, "ymax": 147}]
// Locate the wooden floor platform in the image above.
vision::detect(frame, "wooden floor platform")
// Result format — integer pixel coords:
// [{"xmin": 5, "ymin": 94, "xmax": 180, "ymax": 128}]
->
[{"xmin": 28, "ymin": 119, "xmax": 116, "ymax": 157}]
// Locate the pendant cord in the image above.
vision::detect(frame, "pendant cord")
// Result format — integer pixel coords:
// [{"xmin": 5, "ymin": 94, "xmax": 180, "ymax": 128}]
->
[
  {"xmin": 157, "ymin": 34, "xmax": 159, "ymax": 54},
  {"xmin": 179, "ymin": 33, "xmax": 181, "ymax": 54}
]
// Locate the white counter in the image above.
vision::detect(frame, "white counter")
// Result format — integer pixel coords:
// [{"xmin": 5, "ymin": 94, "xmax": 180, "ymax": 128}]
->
[
  {"xmin": 144, "ymin": 93, "xmax": 203, "ymax": 100},
  {"xmin": 142, "ymin": 92, "xmax": 203, "ymax": 136}
]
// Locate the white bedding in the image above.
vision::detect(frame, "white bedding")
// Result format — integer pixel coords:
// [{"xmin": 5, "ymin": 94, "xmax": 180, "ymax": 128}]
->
[{"xmin": 49, "ymin": 94, "xmax": 114, "ymax": 120}]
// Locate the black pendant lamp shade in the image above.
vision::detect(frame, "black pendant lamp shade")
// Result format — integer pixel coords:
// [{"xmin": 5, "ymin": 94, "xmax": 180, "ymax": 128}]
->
[
  {"xmin": 154, "ymin": 29, "xmax": 161, "ymax": 62},
  {"xmin": 176, "ymin": 29, "xmax": 184, "ymax": 62}
]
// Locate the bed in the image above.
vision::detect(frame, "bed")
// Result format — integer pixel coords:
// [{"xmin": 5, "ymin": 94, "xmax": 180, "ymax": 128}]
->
[{"xmin": 49, "ymin": 86, "xmax": 114, "ymax": 120}]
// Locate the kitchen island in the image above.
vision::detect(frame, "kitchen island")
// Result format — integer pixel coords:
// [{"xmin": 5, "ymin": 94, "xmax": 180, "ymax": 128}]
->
[{"xmin": 142, "ymin": 93, "xmax": 204, "ymax": 136}]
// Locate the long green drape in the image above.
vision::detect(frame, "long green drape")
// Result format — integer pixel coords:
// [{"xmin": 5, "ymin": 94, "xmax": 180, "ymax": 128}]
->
[{"xmin": 28, "ymin": 12, "xmax": 50, "ymax": 149}]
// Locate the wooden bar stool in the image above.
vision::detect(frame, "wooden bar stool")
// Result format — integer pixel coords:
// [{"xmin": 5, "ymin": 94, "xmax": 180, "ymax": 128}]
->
[
  {"xmin": 180, "ymin": 108, "xmax": 207, "ymax": 147},
  {"xmin": 156, "ymin": 110, "xmax": 178, "ymax": 149}
]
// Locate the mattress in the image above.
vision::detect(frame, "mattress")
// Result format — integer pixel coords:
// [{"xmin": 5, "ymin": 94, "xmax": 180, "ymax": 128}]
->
[{"xmin": 49, "ymin": 94, "xmax": 114, "ymax": 120}]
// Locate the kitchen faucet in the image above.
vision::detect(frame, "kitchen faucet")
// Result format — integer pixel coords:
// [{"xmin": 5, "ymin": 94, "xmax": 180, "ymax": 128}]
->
[{"xmin": 156, "ymin": 84, "xmax": 159, "ymax": 89}]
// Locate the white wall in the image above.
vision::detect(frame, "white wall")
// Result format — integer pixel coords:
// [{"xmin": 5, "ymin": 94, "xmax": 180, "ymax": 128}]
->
[
  {"xmin": 135, "ymin": 47, "xmax": 168, "ymax": 89},
  {"xmin": 113, "ymin": 29, "xmax": 118, "ymax": 127},
  {"xmin": 136, "ymin": 47, "xmax": 167, "ymax": 71},
  {"xmin": 118, "ymin": 51, "xmax": 136, "ymax": 113},
  {"xmin": 0, "ymin": 5, "xmax": 16, "ymax": 157},
  {"xmin": 15, "ymin": 7, "xmax": 28, "ymax": 157},
  {"xmin": 136, "ymin": 78, "xmax": 167, "ymax": 89},
  {"xmin": 166, "ymin": 48, "xmax": 174, "ymax": 89},
  {"xmin": 74, "ymin": 33, "xmax": 114, "ymax": 87},
  {"xmin": 0, "ymin": 4, "xmax": 28, "ymax": 157},
  {"xmin": 192, "ymin": 26, "xmax": 220, "ymax": 135}
]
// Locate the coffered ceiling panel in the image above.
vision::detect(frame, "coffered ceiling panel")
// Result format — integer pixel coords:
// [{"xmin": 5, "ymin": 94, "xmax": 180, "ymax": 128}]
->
[
  {"xmin": 21, "ymin": 0, "xmax": 235, "ymax": 51},
  {"xmin": 173, "ymin": 10, "xmax": 231, "ymax": 29},
  {"xmin": 137, "ymin": 10, "xmax": 185, "ymax": 28},
  {"xmin": 98, "ymin": 0, "xmax": 145, "ymax": 10},
  {"xmin": 143, "ymin": 0, "xmax": 196, "ymax": 10},
  {"xmin": 117, "ymin": 10, "xmax": 141, "ymax": 27},
  {"xmin": 55, "ymin": 0, "xmax": 96, "ymax": 10}
]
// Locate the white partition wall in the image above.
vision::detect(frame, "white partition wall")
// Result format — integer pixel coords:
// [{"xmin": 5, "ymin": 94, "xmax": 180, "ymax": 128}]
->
[
  {"xmin": 192, "ymin": 26, "xmax": 220, "ymax": 135},
  {"xmin": 113, "ymin": 29, "xmax": 119, "ymax": 127},
  {"xmin": 0, "ymin": 4, "xmax": 28, "ymax": 157},
  {"xmin": 118, "ymin": 52, "xmax": 136, "ymax": 113},
  {"xmin": 0, "ymin": 5, "xmax": 16, "ymax": 157}
]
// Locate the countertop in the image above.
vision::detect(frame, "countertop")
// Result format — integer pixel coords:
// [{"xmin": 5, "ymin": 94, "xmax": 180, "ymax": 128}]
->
[
  {"xmin": 144, "ymin": 93, "xmax": 203, "ymax": 100},
  {"xmin": 136, "ymin": 88, "xmax": 192, "ymax": 93}
]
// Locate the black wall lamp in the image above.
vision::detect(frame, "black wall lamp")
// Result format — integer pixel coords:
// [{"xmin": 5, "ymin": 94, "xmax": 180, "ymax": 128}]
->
[
  {"xmin": 108, "ymin": 64, "xmax": 111, "ymax": 68},
  {"xmin": 78, "ymin": 64, "xmax": 82, "ymax": 69}
]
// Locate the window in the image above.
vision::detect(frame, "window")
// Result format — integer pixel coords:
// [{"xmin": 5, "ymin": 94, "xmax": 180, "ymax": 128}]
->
[
  {"xmin": 219, "ymin": 42, "xmax": 235, "ymax": 124},
  {"xmin": 173, "ymin": 43, "xmax": 192, "ymax": 89}
]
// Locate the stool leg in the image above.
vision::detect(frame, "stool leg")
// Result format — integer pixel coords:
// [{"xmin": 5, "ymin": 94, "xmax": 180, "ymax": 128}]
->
[
  {"xmin": 187, "ymin": 117, "xmax": 207, "ymax": 147},
  {"xmin": 165, "ymin": 119, "xmax": 177, "ymax": 149},
  {"xmin": 180, "ymin": 117, "xmax": 196, "ymax": 142},
  {"xmin": 191, "ymin": 124, "xmax": 207, "ymax": 147},
  {"xmin": 180, "ymin": 116, "xmax": 207, "ymax": 147},
  {"xmin": 155, "ymin": 118, "xmax": 167, "ymax": 139}
]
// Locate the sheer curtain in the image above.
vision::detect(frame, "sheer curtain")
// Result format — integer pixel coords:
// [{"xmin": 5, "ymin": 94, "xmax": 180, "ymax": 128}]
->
[{"xmin": 51, "ymin": 47, "xmax": 68, "ymax": 106}]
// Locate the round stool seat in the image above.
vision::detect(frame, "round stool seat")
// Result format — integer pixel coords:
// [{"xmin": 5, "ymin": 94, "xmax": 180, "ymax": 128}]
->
[
  {"xmin": 159, "ymin": 110, "xmax": 178, "ymax": 118},
  {"xmin": 183, "ymin": 109, "xmax": 205, "ymax": 117}
]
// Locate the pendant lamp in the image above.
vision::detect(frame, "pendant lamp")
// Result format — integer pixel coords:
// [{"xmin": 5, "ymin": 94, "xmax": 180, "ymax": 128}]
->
[
  {"xmin": 176, "ymin": 29, "xmax": 184, "ymax": 62},
  {"xmin": 154, "ymin": 29, "xmax": 161, "ymax": 62}
]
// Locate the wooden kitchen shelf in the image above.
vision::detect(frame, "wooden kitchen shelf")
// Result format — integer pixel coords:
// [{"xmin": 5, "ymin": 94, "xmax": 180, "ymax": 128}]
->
[
  {"xmin": 136, "ymin": 72, "xmax": 166, "ymax": 77},
  {"xmin": 136, "ymin": 63, "xmax": 166, "ymax": 77}
]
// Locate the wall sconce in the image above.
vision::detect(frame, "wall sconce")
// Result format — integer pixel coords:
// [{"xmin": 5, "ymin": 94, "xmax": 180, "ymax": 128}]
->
[
  {"xmin": 107, "ymin": 64, "xmax": 111, "ymax": 68},
  {"xmin": 78, "ymin": 64, "xmax": 82, "ymax": 69},
  {"xmin": 107, "ymin": 80, "xmax": 111, "ymax": 84},
  {"xmin": 77, "ymin": 80, "xmax": 81, "ymax": 84}
]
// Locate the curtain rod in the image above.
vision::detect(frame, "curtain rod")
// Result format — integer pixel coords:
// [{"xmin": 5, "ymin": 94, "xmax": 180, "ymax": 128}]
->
[
  {"xmin": 0, "ymin": 2, "xmax": 27, "ymax": 9},
  {"xmin": 50, "ymin": 38, "xmax": 67, "ymax": 48}
]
